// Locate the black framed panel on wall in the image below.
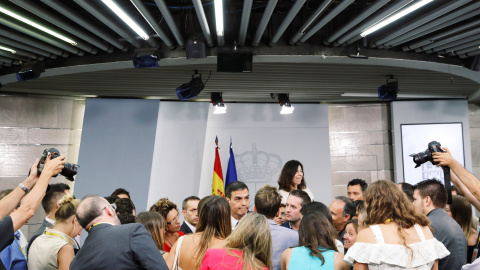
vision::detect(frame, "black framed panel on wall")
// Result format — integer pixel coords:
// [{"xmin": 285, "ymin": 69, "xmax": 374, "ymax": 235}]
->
[{"xmin": 401, "ymin": 122, "xmax": 465, "ymax": 185}]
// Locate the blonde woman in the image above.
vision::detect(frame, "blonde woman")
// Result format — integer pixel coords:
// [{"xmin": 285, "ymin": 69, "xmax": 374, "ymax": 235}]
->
[
  {"xmin": 28, "ymin": 194, "xmax": 82, "ymax": 270},
  {"xmin": 200, "ymin": 213, "xmax": 271, "ymax": 270},
  {"xmin": 136, "ymin": 211, "xmax": 169, "ymax": 260},
  {"xmin": 344, "ymin": 180, "xmax": 449, "ymax": 270},
  {"xmin": 167, "ymin": 195, "xmax": 231, "ymax": 269}
]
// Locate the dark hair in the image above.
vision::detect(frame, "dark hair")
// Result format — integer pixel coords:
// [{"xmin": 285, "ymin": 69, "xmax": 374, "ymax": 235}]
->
[
  {"xmin": 290, "ymin": 190, "xmax": 312, "ymax": 209},
  {"xmin": 225, "ymin": 181, "xmax": 249, "ymax": 199},
  {"xmin": 76, "ymin": 195, "xmax": 105, "ymax": 228},
  {"xmin": 149, "ymin": 198, "xmax": 178, "ymax": 220},
  {"xmin": 104, "ymin": 196, "xmax": 116, "ymax": 204},
  {"xmin": 346, "ymin": 219, "xmax": 359, "ymax": 233},
  {"xmin": 118, "ymin": 213, "xmax": 136, "ymax": 224},
  {"xmin": 0, "ymin": 189, "xmax": 13, "ymax": 200},
  {"xmin": 195, "ymin": 195, "xmax": 231, "ymax": 267},
  {"xmin": 354, "ymin": 200, "xmax": 365, "ymax": 213},
  {"xmin": 398, "ymin": 182, "xmax": 414, "ymax": 202},
  {"xmin": 298, "ymin": 212, "xmax": 338, "ymax": 265},
  {"xmin": 347, "ymin": 179, "xmax": 368, "ymax": 191},
  {"xmin": 414, "ymin": 179, "xmax": 447, "ymax": 208},
  {"xmin": 49, "ymin": 183, "xmax": 70, "ymax": 192},
  {"xmin": 111, "ymin": 188, "xmax": 130, "ymax": 199},
  {"xmin": 255, "ymin": 185, "xmax": 282, "ymax": 219},
  {"xmin": 335, "ymin": 196, "xmax": 355, "ymax": 219},
  {"xmin": 114, "ymin": 198, "xmax": 136, "ymax": 215},
  {"xmin": 277, "ymin": 160, "xmax": 306, "ymax": 192},
  {"xmin": 182, "ymin": 196, "xmax": 200, "ymax": 210},
  {"xmin": 42, "ymin": 190, "xmax": 66, "ymax": 213},
  {"xmin": 300, "ymin": 201, "xmax": 333, "ymax": 224}
]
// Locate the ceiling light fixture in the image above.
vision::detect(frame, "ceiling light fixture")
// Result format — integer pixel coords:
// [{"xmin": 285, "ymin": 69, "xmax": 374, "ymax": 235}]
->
[
  {"xmin": 272, "ymin": 93, "xmax": 294, "ymax": 114},
  {"xmin": 0, "ymin": 45, "xmax": 16, "ymax": 54},
  {"xmin": 211, "ymin": 92, "xmax": 227, "ymax": 114},
  {"xmin": 214, "ymin": 0, "xmax": 224, "ymax": 36},
  {"xmin": 360, "ymin": 0, "xmax": 434, "ymax": 37},
  {"xmin": 0, "ymin": 6, "xmax": 77, "ymax": 46},
  {"xmin": 102, "ymin": 0, "xmax": 150, "ymax": 40}
]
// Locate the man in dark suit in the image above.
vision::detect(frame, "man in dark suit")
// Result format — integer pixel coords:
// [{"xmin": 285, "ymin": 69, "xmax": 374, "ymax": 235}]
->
[
  {"xmin": 180, "ymin": 196, "xmax": 200, "ymax": 234},
  {"xmin": 70, "ymin": 195, "xmax": 168, "ymax": 270}
]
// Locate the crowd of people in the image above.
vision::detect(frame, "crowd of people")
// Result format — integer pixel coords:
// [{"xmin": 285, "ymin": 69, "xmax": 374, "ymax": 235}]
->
[{"xmin": 1, "ymin": 148, "xmax": 480, "ymax": 269}]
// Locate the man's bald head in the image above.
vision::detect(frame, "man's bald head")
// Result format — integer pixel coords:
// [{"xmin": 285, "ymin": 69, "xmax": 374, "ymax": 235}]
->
[{"xmin": 76, "ymin": 195, "xmax": 109, "ymax": 228}]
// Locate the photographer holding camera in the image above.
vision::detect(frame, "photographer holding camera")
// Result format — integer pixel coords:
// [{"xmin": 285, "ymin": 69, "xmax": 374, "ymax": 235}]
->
[{"xmin": 0, "ymin": 154, "xmax": 65, "ymax": 268}]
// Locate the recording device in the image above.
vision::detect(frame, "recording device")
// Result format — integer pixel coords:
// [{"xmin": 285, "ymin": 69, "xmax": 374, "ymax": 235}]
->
[
  {"xmin": 409, "ymin": 141, "xmax": 444, "ymax": 168},
  {"xmin": 37, "ymin": 148, "xmax": 79, "ymax": 181},
  {"xmin": 409, "ymin": 141, "xmax": 452, "ymax": 204}
]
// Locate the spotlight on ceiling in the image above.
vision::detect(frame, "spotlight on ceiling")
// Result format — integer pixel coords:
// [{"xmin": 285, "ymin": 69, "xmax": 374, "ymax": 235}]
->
[
  {"xmin": 271, "ymin": 93, "xmax": 294, "ymax": 114},
  {"xmin": 176, "ymin": 70, "xmax": 208, "ymax": 101},
  {"xmin": 378, "ymin": 75, "xmax": 398, "ymax": 100},
  {"xmin": 132, "ymin": 48, "xmax": 160, "ymax": 68},
  {"xmin": 16, "ymin": 62, "xmax": 44, "ymax": 81},
  {"xmin": 211, "ymin": 92, "xmax": 227, "ymax": 114}
]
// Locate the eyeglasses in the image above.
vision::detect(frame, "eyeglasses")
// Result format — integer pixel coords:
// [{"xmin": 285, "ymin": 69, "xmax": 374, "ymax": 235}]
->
[
  {"xmin": 102, "ymin": 203, "xmax": 117, "ymax": 212},
  {"xmin": 166, "ymin": 214, "xmax": 180, "ymax": 225}
]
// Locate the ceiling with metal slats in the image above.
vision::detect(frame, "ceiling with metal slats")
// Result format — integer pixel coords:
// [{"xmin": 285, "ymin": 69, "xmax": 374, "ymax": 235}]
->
[{"xmin": 0, "ymin": 0, "xmax": 479, "ymax": 102}]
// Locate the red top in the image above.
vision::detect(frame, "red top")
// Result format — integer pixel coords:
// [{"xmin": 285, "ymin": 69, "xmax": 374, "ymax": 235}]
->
[
  {"xmin": 200, "ymin": 248, "xmax": 269, "ymax": 270},
  {"xmin": 163, "ymin": 231, "xmax": 185, "ymax": 252}
]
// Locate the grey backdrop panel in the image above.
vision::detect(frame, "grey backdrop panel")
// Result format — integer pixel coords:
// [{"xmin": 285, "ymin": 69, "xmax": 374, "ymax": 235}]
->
[
  {"xmin": 74, "ymin": 98, "xmax": 159, "ymax": 212},
  {"xmin": 391, "ymin": 100, "xmax": 472, "ymax": 183}
]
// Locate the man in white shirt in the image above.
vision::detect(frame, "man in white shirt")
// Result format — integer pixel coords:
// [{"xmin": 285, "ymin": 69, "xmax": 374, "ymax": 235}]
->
[
  {"xmin": 180, "ymin": 196, "xmax": 200, "ymax": 234},
  {"xmin": 225, "ymin": 181, "xmax": 250, "ymax": 231}
]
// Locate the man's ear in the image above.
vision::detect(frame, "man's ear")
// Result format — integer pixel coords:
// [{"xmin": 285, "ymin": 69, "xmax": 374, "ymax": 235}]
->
[
  {"xmin": 275, "ymin": 209, "xmax": 280, "ymax": 218},
  {"xmin": 424, "ymin": 196, "xmax": 432, "ymax": 208},
  {"xmin": 344, "ymin": 214, "xmax": 351, "ymax": 223},
  {"xmin": 226, "ymin": 197, "xmax": 231, "ymax": 203},
  {"xmin": 182, "ymin": 209, "xmax": 186, "ymax": 216},
  {"xmin": 253, "ymin": 206, "xmax": 257, "ymax": 213}
]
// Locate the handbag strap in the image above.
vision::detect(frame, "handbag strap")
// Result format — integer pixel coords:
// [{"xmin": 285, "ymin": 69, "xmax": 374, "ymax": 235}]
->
[{"xmin": 172, "ymin": 236, "xmax": 185, "ymax": 270}]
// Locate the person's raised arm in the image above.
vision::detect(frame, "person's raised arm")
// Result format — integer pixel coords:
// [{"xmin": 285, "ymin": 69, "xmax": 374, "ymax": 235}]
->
[
  {"xmin": 0, "ymin": 159, "xmax": 40, "ymax": 219},
  {"xmin": 10, "ymin": 154, "xmax": 65, "ymax": 231},
  {"xmin": 433, "ymin": 147, "xmax": 480, "ymax": 202},
  {"xmin": 450, "ymin": 170, "xmax": 480, "ymax": 211}
]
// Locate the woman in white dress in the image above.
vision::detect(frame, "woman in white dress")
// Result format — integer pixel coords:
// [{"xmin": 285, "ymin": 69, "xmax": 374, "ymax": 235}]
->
[
  {"xmin": 344, "ymin": 180, "xmax": 449, "ymax": 270},
  {"xmin": 277, "ymin": 160, "xmax": 314, "ymax": 204}
]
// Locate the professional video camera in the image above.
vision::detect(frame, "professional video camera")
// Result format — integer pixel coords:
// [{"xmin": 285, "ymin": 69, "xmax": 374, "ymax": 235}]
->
[{"xmin": 37, "ymin": 148, "xmax": 79, "ymax": 181}]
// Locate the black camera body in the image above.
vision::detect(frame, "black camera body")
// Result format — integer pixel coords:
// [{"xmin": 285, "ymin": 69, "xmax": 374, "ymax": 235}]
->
[
  {"xmin": 409, "ymin": 141, "xmax": 444, "ymax": 168},
  {"xmin": 37, "ymin": 148, "xmax": 79, "ymax": 181}
]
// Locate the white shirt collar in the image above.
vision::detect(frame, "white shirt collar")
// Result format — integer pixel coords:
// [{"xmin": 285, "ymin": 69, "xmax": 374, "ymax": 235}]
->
[
  {"xmin": 45, "ymin": 217, "xmax": 56, "ymax": 226},
  {"xmin": 185, "ymin": 220, "xmax": 196, "ymax": 233},
  {"xmin": 231, "ymin": 216, "xmax": 240, "ymax": 231}
]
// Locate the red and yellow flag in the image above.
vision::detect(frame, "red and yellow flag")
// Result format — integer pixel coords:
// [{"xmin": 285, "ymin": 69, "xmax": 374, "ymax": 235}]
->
[{"xmin": 212, "ymin": 137, "xmax": 225, "ymax": 197}]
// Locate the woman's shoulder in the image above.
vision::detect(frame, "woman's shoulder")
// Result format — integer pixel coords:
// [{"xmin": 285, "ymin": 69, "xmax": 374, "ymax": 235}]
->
[{"xmin": 356, "ymin": 226, "xmax": 375, "ymax": 243}]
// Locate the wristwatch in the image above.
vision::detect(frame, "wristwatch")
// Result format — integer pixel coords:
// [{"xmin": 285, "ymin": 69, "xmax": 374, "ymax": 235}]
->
[{"xmin": 18, "ymin": 183, "xmax": 30, "ymax": 194}]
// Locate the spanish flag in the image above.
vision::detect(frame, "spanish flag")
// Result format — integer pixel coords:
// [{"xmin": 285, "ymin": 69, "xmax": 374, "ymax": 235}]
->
[{"xmin": 212, "ymin": 136, "xmax": 225, "ymax": 197}]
